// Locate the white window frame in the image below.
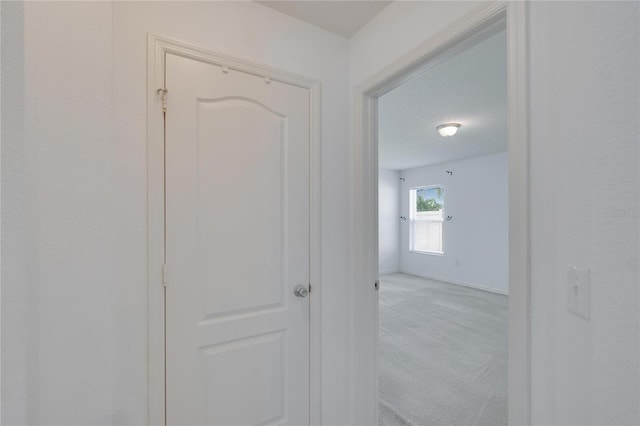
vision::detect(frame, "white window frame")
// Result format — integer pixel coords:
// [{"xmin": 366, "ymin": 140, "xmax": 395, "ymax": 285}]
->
[{"xmin": 409, "ymin": 185, "xmax": 444, "ymax": 255}]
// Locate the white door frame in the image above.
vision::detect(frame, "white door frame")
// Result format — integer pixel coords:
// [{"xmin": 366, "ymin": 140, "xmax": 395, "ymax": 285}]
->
[
  {"xmin": 147, "ymin": 34, "xmax": 323, "ymax": 426},
  {"xmin": 350, "ymin": 2, "xmax": 530, "ymax": 425}
]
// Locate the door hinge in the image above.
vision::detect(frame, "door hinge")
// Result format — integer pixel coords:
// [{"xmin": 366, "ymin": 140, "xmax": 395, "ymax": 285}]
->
[
  {"xmin": 157, "ymin": 88, "xmax": 168, "ymax": 113},
  {"xmin": 374, "ymin": 280, "xmax": 379, "ymax": 291},
  {"xmin": 162, "ymin": 263, "xmax": 167, "ymax": 287}
]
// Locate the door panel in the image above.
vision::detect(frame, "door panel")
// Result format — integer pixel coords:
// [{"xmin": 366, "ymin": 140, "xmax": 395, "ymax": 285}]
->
[
  {"xmin": 197, "ymin": 99, "xmax": 286, "ymax": 317},
  {"xmin": 165, "ymin": 53, "xmax": 310, "ymax": 426},
  {"xmin": 202, "ymin": 331, "xmax": 285, "ymax": 426}
]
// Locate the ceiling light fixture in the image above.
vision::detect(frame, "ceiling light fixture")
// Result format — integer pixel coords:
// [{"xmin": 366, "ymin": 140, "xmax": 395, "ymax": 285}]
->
[{"xmin": 437, "ymin": 123, "xmax": 461, "ymax": 137}]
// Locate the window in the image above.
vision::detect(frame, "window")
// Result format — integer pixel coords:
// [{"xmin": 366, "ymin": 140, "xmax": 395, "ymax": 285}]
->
[{"xmin": 409, "ymin": 185, "xmax": 444, "ymax": 254}]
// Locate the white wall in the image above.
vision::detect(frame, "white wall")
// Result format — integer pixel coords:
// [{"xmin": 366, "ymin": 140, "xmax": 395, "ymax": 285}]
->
[
  {"xmin": 352, "ymin": 1, "xmax": 639, "ymax": 425},
  {"xmin": 350, "ymin": 1, "xmax": 480, "ymax": 87},
  {"xmin": 398, "ymin": 153, "xmax": 508, "ymax": 294},
  {"xmin": 3, "ymin": 2, "xmax": 351, "ymax": 424},
  {"xmin": 528, "ymin": 3, "xmax": 639, "ymax": 425},
  {"xmin": 21, "ymin": 3, "xmax": 115, "ymax": 424},
  {"xmin": 1, "ymin": 2, "xmax": 29, "ymax": 423},
  {"xmin": 378, "ymin": 169, "xmax": 400, "ymax": 274}
]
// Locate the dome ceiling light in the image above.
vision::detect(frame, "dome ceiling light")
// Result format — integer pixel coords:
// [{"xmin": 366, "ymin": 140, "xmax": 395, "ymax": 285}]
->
[{"xmin": 437, "ymin": 123, "xmax": 461, "ymax": 137}]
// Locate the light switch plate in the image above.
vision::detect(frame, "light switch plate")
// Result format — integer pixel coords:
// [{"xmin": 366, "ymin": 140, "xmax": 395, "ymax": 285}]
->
[{"xmin": 567, "ymin": 266, "xmax": 590, "ymax": 320}]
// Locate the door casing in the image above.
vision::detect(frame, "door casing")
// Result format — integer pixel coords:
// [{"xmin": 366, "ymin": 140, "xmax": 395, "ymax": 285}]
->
[
  {"xmin": 350, "ymin": 2, "xmax": 530, "ymax": 425},
  {"xmin": 147, "ymin": 34, "xmax": 322, "ymax": 425}
]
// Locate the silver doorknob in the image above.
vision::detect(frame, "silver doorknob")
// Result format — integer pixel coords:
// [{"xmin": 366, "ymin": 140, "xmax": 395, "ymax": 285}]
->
[{"xmin": 294, "ymin": 285, "xmax": 309, "ymax": 298}]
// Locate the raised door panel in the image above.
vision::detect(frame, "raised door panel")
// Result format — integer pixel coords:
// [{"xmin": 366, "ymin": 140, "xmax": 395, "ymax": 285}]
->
[{"xmin": 197, "ymin": 98, "xmax": 287, "ymax": 318}]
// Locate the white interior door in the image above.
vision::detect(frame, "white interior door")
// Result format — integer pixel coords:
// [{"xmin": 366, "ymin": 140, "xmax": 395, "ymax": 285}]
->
[{"xmin": 165, "ymin": 52, "xmax": 310, "ymax": 426}]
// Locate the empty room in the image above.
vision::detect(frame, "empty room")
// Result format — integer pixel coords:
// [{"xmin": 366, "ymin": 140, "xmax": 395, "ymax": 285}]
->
[{"xmin": 377, "ymin": 27, "xmax": 508, "ymax": 425}]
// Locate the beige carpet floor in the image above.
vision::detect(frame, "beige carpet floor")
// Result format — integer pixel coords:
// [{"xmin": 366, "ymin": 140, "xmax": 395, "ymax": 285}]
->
[{"xmin": 378, "ymin": 273, "xmax": 508, "ymax": 426}]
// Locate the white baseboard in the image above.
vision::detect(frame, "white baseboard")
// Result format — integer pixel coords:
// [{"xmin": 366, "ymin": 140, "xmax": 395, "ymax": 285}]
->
[
  {"xmin": 378, "ymin": 269, "xmax": 399, "ymax": 275},
  {"xmin": 400, "ymin": 270, "xmax": 509, "ymax": 296}
]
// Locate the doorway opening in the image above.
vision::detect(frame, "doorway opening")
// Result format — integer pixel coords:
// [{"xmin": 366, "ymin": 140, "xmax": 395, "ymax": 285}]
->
[
  {"xmin": 377, "ymin": 24, "xmax": 508, "ymax": 425},
  {"xmin": 350, "ymin": 3, "xmax": 529, "ymax": 425}
]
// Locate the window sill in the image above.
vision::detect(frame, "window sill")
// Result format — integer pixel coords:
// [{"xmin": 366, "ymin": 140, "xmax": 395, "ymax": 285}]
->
[{"xmin": 410, "ymin": 250, "xmax": 444, "ymax": 256}]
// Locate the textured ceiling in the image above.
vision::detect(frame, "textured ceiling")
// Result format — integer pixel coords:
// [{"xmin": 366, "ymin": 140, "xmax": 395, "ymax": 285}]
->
[
  {"xmin": 255, "ymin": 1, "xmax": 391, "ymax": 38},
  {"xmin": 378, "ymin": 30, "xmax": 507, "ymax": 171}
]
